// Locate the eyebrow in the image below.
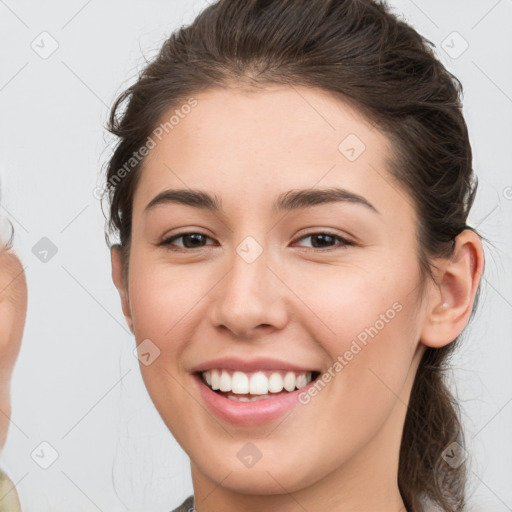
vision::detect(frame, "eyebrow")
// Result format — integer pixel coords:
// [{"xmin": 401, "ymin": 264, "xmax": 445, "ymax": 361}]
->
[{"xmin": 144, "ymin": 187, "xmax": 379, "ymax": 215}]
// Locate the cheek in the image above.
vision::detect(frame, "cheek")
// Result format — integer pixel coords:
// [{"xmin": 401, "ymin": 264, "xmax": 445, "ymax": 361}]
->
[
  {"xmin": 129, "ymin": 250, "xmax": 192, "ymax": 330},
  {"xmin": 296, "ymin": 258, "xmax": 421, "ymax": 408},
  {"xmin": 0, "ymin": 308, "xmax": 23, "ymax": 378},
  {"xmin": 126, "ymin": 255, "xmax": 199, "ymax": 429},
  {"xmin": 127, "ymin": 250, "xmax": 218, "ymax": 370},
  {"xmin": 284, "ymin": 257, "xmax": 414, "ymax": 345}
]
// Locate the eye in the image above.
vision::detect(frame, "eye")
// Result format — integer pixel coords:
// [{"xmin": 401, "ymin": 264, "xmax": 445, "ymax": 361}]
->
[
  {"xmin": 158, "ymin": 231, "xmax": 354, "ymax": 252},
  {"xmin": 159, "ymin": 232, "xmax": 216, "ymax": 251},
  {"xmin": 292, "ymin": 232, "xmax": 354, "ymax": 251}
]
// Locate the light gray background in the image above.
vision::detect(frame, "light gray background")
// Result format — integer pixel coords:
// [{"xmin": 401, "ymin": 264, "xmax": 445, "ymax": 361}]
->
[{"xmin": 0, "ymin": 1, "xmax": 511, "ymax": 511}]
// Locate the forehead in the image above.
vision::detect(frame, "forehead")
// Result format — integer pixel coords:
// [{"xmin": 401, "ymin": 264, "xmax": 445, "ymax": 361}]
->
[{"xmin": 133, "ymin": 84, "xmax": 406, "ymax": 218}]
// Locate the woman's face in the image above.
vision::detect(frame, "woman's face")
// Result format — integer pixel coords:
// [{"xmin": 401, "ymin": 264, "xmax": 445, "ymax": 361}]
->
[
  {"xmin": 113, "ymin": 85, "xmax": 434, "ymax": 497},
  {"xmin": 0, "ymin": 248, "xmax": 27, "ymax": 449}
]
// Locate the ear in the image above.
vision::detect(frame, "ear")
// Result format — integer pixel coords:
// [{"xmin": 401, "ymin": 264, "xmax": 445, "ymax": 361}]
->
[
  {"xmin": 111, "ymin": 245, "xmax": 134, "ymax": 334},
  {"xmin": 420, "ymin": 229, "xmax": 485, "ymax": 348}
]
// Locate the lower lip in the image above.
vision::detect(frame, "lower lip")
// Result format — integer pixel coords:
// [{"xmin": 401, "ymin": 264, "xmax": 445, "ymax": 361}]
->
[{"xmin": 192, "ymin": 373, "xmax": 316, "ymax": 426}]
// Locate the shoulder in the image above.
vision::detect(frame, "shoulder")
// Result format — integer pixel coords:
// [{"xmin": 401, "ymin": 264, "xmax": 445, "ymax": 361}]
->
[
  {"xmin": 170, "ymin": 495, "xmax": 195, "ymax": 512},
  {"xmin": 0, "ymin": 470, "xmax": 21, "ymax": 512}
]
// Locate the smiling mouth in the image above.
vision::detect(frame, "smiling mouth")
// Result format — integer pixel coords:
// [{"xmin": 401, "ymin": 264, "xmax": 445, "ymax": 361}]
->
[{"xmin": 197, "ymin": 369, "xmax": 322, "ymax": 401}]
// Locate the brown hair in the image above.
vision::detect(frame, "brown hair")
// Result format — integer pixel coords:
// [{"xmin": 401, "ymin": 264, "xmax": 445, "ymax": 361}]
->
[{"xmin": 104, "ymin": 1, "xmax": 484, "ymax": 510}]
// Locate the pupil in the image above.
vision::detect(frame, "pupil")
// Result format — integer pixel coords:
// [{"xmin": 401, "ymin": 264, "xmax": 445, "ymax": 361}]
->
[
  {"xmin": 312, "ymin": 234, "xmax": 333, "ymax": 248},
  {"xmin": 184, "ymin": 233, "xmax": 205, "ymax": 248}
]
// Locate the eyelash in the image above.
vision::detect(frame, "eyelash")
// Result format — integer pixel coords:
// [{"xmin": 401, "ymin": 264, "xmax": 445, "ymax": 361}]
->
[{"xmin": 158, "ymin": 231, "xmax": 354, "ymax": 252}]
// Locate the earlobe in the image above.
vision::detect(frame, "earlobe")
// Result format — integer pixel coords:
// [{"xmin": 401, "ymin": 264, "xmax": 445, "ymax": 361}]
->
[
  {"xmin": 420, "ymin": 229, "xmax": 485, "ymax": 349},
  {"xmin": 111, "ymin": 245, "xmax": 134, "ymax": 333}
]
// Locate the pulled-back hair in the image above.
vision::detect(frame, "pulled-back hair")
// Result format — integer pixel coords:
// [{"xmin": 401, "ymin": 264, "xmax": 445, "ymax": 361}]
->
[{"xmin": 104, "ymin": 1, "xmax": 483, "ymax": 510}]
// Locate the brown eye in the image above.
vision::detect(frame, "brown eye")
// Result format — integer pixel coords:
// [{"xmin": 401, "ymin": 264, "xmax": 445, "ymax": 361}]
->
[
  {"xmin": 293, "ymin": 232, "xmax": 353, "ymax": 251},
  {"xmin": 159, "ymin": 232, "xmax": 215, "ymax": 250}
]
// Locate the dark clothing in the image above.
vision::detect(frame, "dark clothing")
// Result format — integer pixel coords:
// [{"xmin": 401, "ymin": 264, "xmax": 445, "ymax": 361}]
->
[{"xmin": 171, "ymin": 495, "xmax": 195, "ymax": 512}]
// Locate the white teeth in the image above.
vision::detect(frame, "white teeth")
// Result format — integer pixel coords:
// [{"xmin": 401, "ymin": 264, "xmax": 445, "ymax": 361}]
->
[
  {"xmin": 227, "ymin": 395, "xmax": 251, "ymax": 402},
  {"xmin": 296, "ymin": 373, "xmax": 308, "ymax": 389},
  {"xmin": 219, "ymin": 370, "xmax": 231, "ymax": 392},
  {"xmin": 232, "ymin": 371, "xmax": 249, "ymax": 394},
  {"xmin": 249, "ymin": 372, "xmax": 268, "ymax": 394},
  {"xmin": 268, "ymin": 372, "xmax": 284, "ymax": 393},
  {"xmin": 227, "ymin": 393, "xmax": 273, "ymax": 401},
  {"xmin": 211, "ymin": 369, "xmax": 220, "ymax": 390},
  {"xmin": 201, "ymin": 369, "xmax": 314, "ymax": 395},
  {"xmin": 283, "ymin": 372, "xmax": 296, "ymax": 392}
]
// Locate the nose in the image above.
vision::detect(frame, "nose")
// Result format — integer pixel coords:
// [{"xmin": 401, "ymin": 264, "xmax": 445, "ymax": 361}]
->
[{"xmin": 207, "ymin": 242, "xmax": 289, "ymax": 340}]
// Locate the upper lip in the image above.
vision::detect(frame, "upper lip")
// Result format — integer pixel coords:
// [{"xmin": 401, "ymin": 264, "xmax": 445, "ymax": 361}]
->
[{"xmin": 191, "ymin": 356, "xmax": 320, "ymax": 374}]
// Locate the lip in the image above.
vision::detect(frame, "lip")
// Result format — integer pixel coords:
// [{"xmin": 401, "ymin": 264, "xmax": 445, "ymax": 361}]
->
[
  {"xmin": 192, "ymin": 372, "xmax": 318, "ymax": 426},
  {"xmin": 190, "ymin": 356, "xmax": 319, "ymax": 373}
]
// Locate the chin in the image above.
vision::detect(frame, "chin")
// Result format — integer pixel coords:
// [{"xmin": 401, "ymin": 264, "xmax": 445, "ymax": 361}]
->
[{"xmin": 194, "ymin": 453, "xmax": 319, "ymax": 495}]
